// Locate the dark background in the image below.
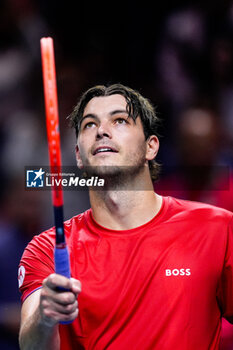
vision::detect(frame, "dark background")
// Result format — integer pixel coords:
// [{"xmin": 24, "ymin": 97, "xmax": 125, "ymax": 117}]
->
[{"xmin": 0, "ymin": 0, "xmax": 232, "ymax": 349}]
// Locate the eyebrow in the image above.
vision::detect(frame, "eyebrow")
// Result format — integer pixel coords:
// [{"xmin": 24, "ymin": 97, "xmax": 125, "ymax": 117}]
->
[
  {"xmin": 80, "ymin": 109, "xmax": 129, "ymax": 125},
  {"xmin": 110, "ymin": 109, "xmax": 128, "ymax": 116}
]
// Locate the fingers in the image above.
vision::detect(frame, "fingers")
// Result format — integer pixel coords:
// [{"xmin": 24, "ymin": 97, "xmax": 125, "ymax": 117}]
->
[
  {"xmin": 41, "ymin": 297, "xmax": 78, "ymax": 316},
  {"xmin": 45, "ymin": 274, "xmax": 80, "ymax": 291},
  {"xmin": 39, "ymin": 274, "xmax": 81, "ymax": 326},
  {"xmin": 51, "ymin": 299, "xmax": 78, "ymax": 315},
  {"xmin": 70, "ymin": 278, "xmax": 82, "ymax": 294}
]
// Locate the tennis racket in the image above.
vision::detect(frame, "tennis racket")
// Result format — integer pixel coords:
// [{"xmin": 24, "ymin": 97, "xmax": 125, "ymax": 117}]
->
[{"xmin": 40, "ymin": 37, "xmax": 71, "ymax": 280}]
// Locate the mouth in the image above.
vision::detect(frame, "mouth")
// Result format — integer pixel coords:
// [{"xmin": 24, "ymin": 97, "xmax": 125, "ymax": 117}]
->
[{"xmin": 93, "ymin": 146, "xmax": 118, "ymax": 156}]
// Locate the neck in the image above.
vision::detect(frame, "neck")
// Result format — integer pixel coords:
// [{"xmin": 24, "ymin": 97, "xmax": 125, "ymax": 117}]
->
[{"xmin": 89, "ymin": 171, "xmax": 162, "ymax": 230}]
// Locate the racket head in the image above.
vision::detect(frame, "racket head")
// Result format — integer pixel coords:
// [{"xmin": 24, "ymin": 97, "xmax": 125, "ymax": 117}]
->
[{"xmin": 40, "ymin": 37, "xmax": 63, "ymax": 208}]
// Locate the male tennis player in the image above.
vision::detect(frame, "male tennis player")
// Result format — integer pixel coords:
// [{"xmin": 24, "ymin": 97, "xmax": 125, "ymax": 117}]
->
[{"xmin": 19, "ymin": 84, "xmax": 233, "ymax": 350}]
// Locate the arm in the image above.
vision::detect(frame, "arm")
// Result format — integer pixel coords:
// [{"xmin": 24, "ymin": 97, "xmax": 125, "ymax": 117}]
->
[
  {"xmin": 19, "ymin": 289, "xmax": 59, "ymax": 350},
  {"xmin": 19, "ymin": 274, "xmax": 81, "ymax": 350}
]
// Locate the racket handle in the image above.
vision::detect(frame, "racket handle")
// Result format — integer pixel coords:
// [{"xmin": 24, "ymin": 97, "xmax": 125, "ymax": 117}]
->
[
  {"xmin": 54, "ymin": 246, "xmax": 71, "ymax": 278},
  {"xmin": 54, "ymin": 205, "xmax": 70, "ymax": 278},
  {"xmin": 54, "ymin": 246, "xmax": 73, "ymax": 325}
]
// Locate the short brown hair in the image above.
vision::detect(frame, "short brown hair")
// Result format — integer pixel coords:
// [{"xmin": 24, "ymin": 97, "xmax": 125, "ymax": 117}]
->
[{"xmin": 68, "ymin": 84, "xmax": 160, "ymax": 181}]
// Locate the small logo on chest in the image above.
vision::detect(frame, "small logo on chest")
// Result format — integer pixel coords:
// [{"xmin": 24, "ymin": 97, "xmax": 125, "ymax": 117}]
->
[{"xmin": 165, "ymin": 268, "xmax": 191, "ymax": 276}]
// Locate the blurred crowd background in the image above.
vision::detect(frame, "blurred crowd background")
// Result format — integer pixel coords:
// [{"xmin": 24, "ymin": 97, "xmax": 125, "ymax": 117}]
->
[{"xmin": 0, "ymin": 0, "xmax": 232, "ymax": 349}]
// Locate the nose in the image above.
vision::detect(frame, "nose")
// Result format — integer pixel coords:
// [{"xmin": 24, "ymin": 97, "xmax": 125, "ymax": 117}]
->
[{"xmin": 96, "ymin": 122, "xmax": 112, "ymax": 139}]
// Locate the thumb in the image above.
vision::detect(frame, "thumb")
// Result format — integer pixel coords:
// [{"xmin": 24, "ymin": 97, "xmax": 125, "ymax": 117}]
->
[{"xmin": 70, "ymin": 278, "xmax": 82, "ymax": 294}]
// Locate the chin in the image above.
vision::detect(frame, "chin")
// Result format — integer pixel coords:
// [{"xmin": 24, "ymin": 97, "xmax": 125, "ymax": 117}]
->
[
  {"xmin": 83, "ymin": 165, "xmax": 123, "ymax": 178},
  {"xmin": 84, "ymin": 163, "xmax": 145, "ymax": 179}
]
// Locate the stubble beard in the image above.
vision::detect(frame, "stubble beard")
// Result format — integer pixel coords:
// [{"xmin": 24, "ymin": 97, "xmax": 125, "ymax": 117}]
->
[{"xmin": 81, "ymin": 145, "xmax": 147, "ymax": 190}]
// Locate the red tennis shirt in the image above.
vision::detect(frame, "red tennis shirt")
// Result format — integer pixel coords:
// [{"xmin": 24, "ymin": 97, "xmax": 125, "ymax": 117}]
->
[{"xmin": 19, "ymin": 196, "xmax": 233, "ymax": 350}]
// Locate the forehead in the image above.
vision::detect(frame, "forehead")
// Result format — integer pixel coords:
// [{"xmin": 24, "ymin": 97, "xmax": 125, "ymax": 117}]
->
[{"xmin": 83, "ymin": 94, "xmax": 127, "ymax": 116}]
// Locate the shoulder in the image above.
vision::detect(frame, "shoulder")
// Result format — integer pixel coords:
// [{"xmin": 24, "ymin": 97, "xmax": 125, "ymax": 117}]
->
[
  {"xmin": 165, "ymin": 196, "xmax": 233, "ymax": 224},
  {"xmin": 25, "ymin": 209, "xmax": 90, "ymax": 250}
]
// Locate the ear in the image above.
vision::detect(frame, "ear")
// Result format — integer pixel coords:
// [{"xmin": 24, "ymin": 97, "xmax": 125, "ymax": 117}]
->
[
  {"xmin": 146, "ymin": 135, "xmax": 159, "ymax": 161},
  {"xmin": 75, "ymin": 145, "xmax": 84, "ymax": 169}
]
